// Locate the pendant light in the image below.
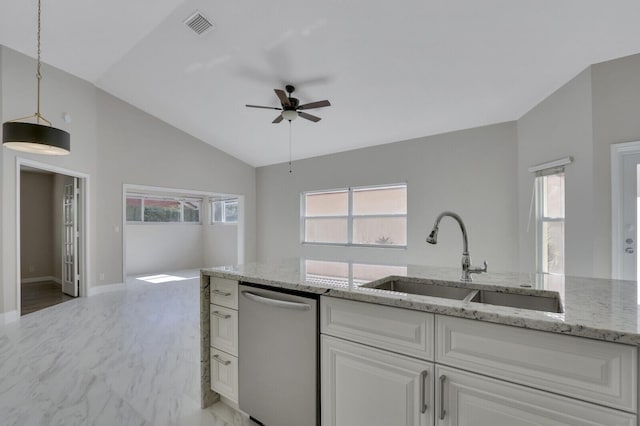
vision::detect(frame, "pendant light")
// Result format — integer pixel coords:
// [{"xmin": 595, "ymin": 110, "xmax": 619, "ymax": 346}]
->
[{"xmin": 2, "ymin": 0, "xmax": 70, "ymax": 155}]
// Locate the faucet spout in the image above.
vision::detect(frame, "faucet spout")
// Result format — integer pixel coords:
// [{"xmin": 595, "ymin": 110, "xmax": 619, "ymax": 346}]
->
[
  {"xmin": 426, "ymin": 211, "xmax": 486, "ymax": 282},
  {"xmin": 427, "ymin": 211, "xmax": 468, "ymax": 254}
]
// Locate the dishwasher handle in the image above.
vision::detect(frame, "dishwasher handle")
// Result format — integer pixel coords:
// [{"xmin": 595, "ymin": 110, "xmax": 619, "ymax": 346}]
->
[{"xmin": 241, "ymin": 290, "xmax": 312, "ymax": 311}]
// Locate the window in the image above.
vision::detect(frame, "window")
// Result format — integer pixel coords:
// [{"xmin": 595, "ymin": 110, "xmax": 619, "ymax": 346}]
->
[
  {"xmin": 126, "ymin": 195, "xmax": 202, "ymax": 223},
  {"xmin": 211, "ymin": 198, "xmax": 238, "ymax": 223},
  {"xmin": 302, "ymin": 184, "xmax": 407, "ymax": 247},
  {"xmin": 535, "ymin": 171, "xmax": 565, "ymax": 274}
]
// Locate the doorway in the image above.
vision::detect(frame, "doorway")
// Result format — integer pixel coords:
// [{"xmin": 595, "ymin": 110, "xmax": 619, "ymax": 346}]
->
[
  {"xmin": 17, "ymin": 158, "xmax": 89, "ymax": 316},
  {"xmin": 611, "ymin": 141, "xmax": 640, "ymax": 281}
]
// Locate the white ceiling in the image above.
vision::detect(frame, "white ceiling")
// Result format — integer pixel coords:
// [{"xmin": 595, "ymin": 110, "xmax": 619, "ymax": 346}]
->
[{"xmin": 2, "ymin": 0, "xmax": 640, "ymax": 167}]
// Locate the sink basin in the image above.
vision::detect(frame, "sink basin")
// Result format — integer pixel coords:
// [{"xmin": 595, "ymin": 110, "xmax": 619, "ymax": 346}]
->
[
  {"xmin": 466, "ymin": 290, "xmax": 563, "ymax": 313},
  {"xmin": 362, "ymin": 279, "xmax": 472, "ymax": 300},
  {"xmin": 361, "ymin": 277, "xmax": 563, "ymax": 313}
]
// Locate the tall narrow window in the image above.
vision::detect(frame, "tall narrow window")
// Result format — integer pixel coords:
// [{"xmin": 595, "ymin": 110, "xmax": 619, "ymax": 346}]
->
[{"xmin": 535, "ymin": 171, "xmax": 565, "ymax": 274}]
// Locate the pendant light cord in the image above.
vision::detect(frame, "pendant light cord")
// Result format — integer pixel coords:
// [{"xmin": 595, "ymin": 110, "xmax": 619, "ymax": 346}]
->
[
  {"xmin": 36, "ymin": 0, "xmax": 42, "ymax": 123},
  {"xmin": 288, "ymin": 120, "xmax": 292, "ymax": 174}
]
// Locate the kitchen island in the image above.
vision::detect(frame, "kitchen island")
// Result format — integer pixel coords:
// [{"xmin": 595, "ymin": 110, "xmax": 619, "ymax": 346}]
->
[{"xmin": 200, "ymin": 259, "xmax": 640, "ymax": 425}]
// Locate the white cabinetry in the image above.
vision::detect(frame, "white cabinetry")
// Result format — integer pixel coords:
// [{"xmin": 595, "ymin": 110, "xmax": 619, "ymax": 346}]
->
[
  {"xmin": 321, "ymin": 297, "xmax": 435, "ymax": 426},
  {"xmin": 210, "ymin": 277, "xmax": 239, "ymax": 402},
  {"xmin": 435, "ymin": 366, "xmax": 635, "ymax": 426},
  {"xmin": 322, "ymin": 335, "xmax": 433, "ymax": 426},
  {"xmin": 320, "ymin": 296, "xmax": 638, "ymax": 426}
]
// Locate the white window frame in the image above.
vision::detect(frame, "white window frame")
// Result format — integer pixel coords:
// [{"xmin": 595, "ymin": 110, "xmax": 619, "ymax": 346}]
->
[
  {"xmin": 126, "ymin": 194, "xmax": 203, "ymax": 224},
  {"xmin": 211, "ymin": 198, "xmax": 239, "ymax": 224},
  {"xmin": 534, "ymin": 170, "xmax": 565, "ymax": 275},
  {"xmin": 301, "ymin": 183, "xmax": 407, "ymax": 248}
]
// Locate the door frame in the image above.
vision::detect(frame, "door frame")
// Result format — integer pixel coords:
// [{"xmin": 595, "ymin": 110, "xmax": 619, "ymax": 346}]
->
[
  {"xmin": 610, "ymin": 141, "xmax": 640, "ymax": 279},
  {"xmin": 16, "ymin": 157, "xmax": 90, "ymax": 314}
]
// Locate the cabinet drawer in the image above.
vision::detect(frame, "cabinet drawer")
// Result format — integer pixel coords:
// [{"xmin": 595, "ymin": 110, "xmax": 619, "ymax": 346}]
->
[
  {"xmin": 210, "ymin": 305, "xmax": 238, "ymax": 356},
  {"xmin": 435, "ymin": 366, "xmax": 635, "ymax": 426},
  {"xmin": 210, "ymin": 348, "xmax": 238, "ymax": 403},
  {"xmin": 321, "ymin": 296, "xmax": 434, "ymax": 361},
  {"xmin": 436, "ymin": 315, "xmax": 637, "ymax": 412},
  {"xmin": 211, "ymin": 277, "xmax": 238, "ymax": 309}
]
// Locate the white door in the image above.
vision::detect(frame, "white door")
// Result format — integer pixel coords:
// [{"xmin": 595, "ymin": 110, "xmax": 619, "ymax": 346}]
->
[
  {"xmin": 435, "ymin": 366, "xmax": 635, "ymax": 426},
  {"xmin": 322, "ymin": 335, "xmax": 433, "ymax": 426},
  {"xmin": 620, "ymin": 153, "xmax": 640, "ymax": 281},
  {"xmin": 62, "ymin": 177, "xmax": 79, "ymax": 297}
]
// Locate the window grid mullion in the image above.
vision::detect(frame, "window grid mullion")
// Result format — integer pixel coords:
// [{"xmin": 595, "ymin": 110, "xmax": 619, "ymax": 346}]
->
[{"xmin": 347, "ymin": 188, "xmax": 354, "ymax": 244}]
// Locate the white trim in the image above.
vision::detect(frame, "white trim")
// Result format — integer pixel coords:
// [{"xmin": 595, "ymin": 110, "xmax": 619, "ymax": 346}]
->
[
  {"xmin": 528, "ymin": 156, "xmax": 573, "ymax": 174},
  {"xmin": 16, "ymin": 157, "xmax": 91, "ymax": 316},
  {"xmin": 0, "ymin": 311, "xmax": 19, "ymax": 325},
  {"xmin": 611, "ymin": 141, "xmax": 640, "ymax": 279},
  {"xmin": 87, "ymin": 283, "xmax": 125, "ymax": 296},
  {"xmin": 20, "ymin": 275, "xmax": 61, "ymax": 284}
]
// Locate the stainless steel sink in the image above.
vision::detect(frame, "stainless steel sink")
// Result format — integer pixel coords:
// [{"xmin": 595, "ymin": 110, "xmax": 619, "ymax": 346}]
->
[
  {"xmin": 361, "ymin": 277, "xmax": 563, "ymax": 313},
  {"xmin": 361, "ymin": 279, "xmax": 472, "ymax": 300},
  {"xmin": 465, "ymin": 289, "xmax": 563, "ymax": 313}
]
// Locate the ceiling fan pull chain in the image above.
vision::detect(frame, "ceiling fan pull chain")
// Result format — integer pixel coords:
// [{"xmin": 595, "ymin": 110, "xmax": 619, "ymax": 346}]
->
[{"xmin": 288, "ymin": 120, "xmax": 293, "ymax": 174}]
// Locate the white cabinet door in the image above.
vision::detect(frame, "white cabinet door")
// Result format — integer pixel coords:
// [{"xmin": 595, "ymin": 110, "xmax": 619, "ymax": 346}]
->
[
  {"xmin": 435, "ymin": 366, "xmax": 636, "ymax": 426},
  {"xmin": 322, "ymin": 335, "xmax": 433, "ymax": 426}
]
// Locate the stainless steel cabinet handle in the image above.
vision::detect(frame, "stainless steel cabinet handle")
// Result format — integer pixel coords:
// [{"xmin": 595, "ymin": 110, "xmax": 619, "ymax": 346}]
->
[
  {"xmin": 212, "ymin": 289, "xmax": 232, "ymax": 297},
  {"xmin": 420, "ymin": 370, "xmax": 428, "ymax": 414},
  {"xmin": 212, "ymin": 311, "xmax": 231, "ymax": 319},
  {"xmin": 439, "ymin": 375, "xmax": 447, "ymax": 420},
  {"xmin": 212, "ymin": 354, "xmax": 231, "ymax": 366},
  {"xmin": 241, "ymin": 291, "xmax": 312, "ymax": 311}
]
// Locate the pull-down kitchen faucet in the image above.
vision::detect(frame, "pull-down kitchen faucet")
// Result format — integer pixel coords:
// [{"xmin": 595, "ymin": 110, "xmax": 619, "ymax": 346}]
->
[{"xmin": 427, "ymin": 211, "xmax": 487, "ymax": 282}]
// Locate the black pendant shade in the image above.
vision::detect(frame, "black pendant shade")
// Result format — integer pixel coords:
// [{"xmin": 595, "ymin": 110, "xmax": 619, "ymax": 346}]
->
[{"xmin": 3, "ymin": 121, "xmax": 70, "ymax": 155}]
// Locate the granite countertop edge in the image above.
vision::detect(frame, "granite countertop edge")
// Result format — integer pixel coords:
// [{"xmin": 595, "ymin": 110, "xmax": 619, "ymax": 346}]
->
[{"xmin": 201, "ymin": 266, "xmax": 640, "ymax": 346}]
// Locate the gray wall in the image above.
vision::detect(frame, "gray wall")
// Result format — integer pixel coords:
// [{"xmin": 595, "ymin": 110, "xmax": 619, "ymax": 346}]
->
[
  {"xmin": 591, "ymin": 54, "xmax": 640, "ymax": 278},
  {"xmin": 517, "ymin": 53, "xmax": 640, "ymax": 279},
  {"xmin": 20, "ymin": 171, "xmax": 54, "ymax": 280},
  {"xmin": 256, "ymin": 122, "xmax": 519, "ymax": 272},
  {"xmin": 126, "ymin": 224, "xmax": 205, "ymax": 275},
  {"xmin": 0, "ymin": 45, "xmax": 256, "ymax": 315},
  {"xmin": 517, "ymin": 68, "xmax": 595, "ymax": 276},
  {"xmin": 95, "ymin": 89, "xmax": 256, "ymax": 284}
]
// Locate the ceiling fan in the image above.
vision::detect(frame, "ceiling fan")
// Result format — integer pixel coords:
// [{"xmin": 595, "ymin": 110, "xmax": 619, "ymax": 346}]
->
[{"xmin": 246, "ymin": 85, "xmax": 331, "ymax": 123}]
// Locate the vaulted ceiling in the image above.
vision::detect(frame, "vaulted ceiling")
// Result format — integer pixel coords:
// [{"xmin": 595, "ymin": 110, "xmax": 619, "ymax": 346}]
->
[{"xmin": 2, "ymin": 0, "xmax": 640, "ymax": 166}]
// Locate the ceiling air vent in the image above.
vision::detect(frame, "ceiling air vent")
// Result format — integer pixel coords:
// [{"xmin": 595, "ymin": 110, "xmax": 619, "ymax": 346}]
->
[{"xmin": 184, "ymin": 11, "xmax": 214, "ymax": 36}]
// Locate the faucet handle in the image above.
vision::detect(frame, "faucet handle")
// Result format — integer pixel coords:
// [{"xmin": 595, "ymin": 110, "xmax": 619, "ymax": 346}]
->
[{"xmin": 470, "ymin": 261, "xmax": 488, "ymax": 274}]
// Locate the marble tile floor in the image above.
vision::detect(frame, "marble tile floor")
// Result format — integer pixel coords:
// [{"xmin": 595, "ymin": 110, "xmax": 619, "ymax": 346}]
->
[{"xmin": 0, "ymin": 270, "xmax": 246, "ymax": 426}]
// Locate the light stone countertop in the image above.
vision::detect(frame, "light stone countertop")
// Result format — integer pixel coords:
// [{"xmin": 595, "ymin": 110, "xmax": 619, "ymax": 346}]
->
[{"xmin": 201, "ymin": 258, "xmax": 640, "ymax": 346}]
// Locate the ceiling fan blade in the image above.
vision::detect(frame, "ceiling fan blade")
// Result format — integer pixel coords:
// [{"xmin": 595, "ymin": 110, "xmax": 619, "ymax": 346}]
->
[
  {"xmin": 272, "ymin": 114, "xmax": 284, "ymax": 123},
  {"xmin": 298, "ymin": 112, "xmax": 321, "ymax": 122},
  {"xmin": 298, "ymin": 100, "xmax": 331, "ymax": 110},
  {"xmin": 246, "ymin": 104, "xmax": 282, "ymax": 110},
  {"xmin": 274, "ymin": 89, "xmax": 291, "ymax": 107}
]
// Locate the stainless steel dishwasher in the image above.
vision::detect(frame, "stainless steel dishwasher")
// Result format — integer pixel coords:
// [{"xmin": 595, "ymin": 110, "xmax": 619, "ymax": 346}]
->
[{"xmin": 238, "ymin": 283, "xmax": 319, "ymax": 426}]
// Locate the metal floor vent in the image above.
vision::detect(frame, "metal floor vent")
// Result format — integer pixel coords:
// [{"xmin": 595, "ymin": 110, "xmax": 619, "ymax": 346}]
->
[{"xmin": 184, "ymin": 11, "xmax": 214, "ymax": 36}]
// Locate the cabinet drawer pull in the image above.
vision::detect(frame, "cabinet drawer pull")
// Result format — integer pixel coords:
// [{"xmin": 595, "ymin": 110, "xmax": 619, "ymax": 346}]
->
[
  {"xmin": 212, "ymin": 289, "xmax": 232, "ymax": 297},
  {"xmin": 212, "ymin": 354, "xmax": 231, "ymax": 366},
  {"xmin": 420, "ymin": 370, "xmax": 428, "ymax": 414},
  {"xmin": 212, "ymin": 311, "xmax": 231, "ymax": 319},
  {"xmin": 439, "ymin": 375, "xmax": 447, "ymax": 420}
]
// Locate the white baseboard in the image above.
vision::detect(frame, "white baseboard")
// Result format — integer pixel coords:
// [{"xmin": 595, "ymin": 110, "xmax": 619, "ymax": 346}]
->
[
  {"xmin": 0, "ymin": 311, "xmax": 19, "ymax": 324},
  {"xmin": 88, "ymin": 283, "xmax": 125, "ymax": 296},
  {"xmin": 21, "ymin": 275, "xmax": 61, "ymax": 284}
]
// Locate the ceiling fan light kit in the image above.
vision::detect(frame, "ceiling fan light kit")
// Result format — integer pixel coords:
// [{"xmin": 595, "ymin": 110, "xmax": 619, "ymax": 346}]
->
[{"xmin": 2, "ymin": 0, "xmax": 71, "ymax": 155}]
